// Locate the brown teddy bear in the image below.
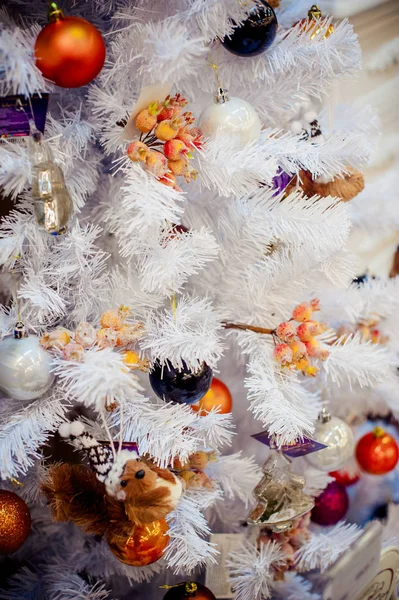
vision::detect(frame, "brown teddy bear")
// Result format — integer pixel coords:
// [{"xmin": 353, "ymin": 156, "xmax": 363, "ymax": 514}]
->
[{"xmin": 57, "ymin": 421, "xmax": 182, "ymax": 526}]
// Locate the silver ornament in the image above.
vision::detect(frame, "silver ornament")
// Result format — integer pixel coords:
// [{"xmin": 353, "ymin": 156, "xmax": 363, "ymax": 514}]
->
[
  {"xmin": 199, "ymin": 87, "xmax": 261, "ymax": 148},
  {"xmin": 28, "ymin": 129, "xmax": 73, "ymax": 235},
  {"xmin": 247, "ymin": 452, "xmax": 314, "ymax": 532},
  {"xmin": 0, "ymin": 323, "xmax": 54, "ymax": 401},
  {"xmin": 305, "ymin": 408, "xmax": 355, "ymax": 472}
]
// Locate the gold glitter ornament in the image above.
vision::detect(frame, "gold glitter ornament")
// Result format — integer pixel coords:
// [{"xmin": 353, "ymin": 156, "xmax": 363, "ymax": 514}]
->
[
  {"xmin": 0, "ymin": 490, "xmax": 31, "ymax": 554},
  {"xmin": 299, "ymin": 5, "xmax": 335, "ymax": 40}
]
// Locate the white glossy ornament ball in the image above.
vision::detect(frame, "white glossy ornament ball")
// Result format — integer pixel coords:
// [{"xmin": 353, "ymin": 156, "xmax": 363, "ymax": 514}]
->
[
  {"xmin": 0, "ymin": 328, "xmax": 54, "ymax": 401},
  {"xmin": 305, "ymin": 410, "xmax": 355, "ymax": 472},
  {"xmin": 199, "ymin": 93, "xmax": 261, "ymax": 148}
]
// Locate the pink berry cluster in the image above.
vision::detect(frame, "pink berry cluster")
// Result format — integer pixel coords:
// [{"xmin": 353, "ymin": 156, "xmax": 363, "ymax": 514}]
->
[
  {"xmin": 273, "ymin": 299, "xmax": 329, "ymax": 377},
  {"xmin": 258, "ymin": 512, "xmax": 311, "ymax": 579},
  {"xmin": 127, "ymin": 93, "xmax": 203, "ymax": 191}
]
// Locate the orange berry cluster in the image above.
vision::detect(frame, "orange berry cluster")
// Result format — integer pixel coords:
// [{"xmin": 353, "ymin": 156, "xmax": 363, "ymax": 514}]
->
[
  {"xmin": 172, "ymin": 451, "xmax": 216, "ymax": 491},
  {"xmin": 40, "ymin": 307, "xmax": 148, "ymax": 370},
  {"xmin": 127, "ymin": 93, "xmax": 203, "ymax": 191},
  {"xmin": 273, "ymin": 299, "xmax": 329, "ymax": 377},
  {"xmin": 338, "ymin": 317, "xmax": 388, "ymax": 346}
]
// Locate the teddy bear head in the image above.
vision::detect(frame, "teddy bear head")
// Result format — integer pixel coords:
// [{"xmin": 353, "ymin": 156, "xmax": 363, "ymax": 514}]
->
[{"xmin": 117, "ymin": 458, "xmax": 159, "ymax": 501}]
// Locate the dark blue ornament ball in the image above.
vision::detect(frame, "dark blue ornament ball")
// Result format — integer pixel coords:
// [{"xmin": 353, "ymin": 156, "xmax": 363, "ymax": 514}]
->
[
  {"xmin": 222, "ymin": 1, "xmax": 278, "ymax": 57},
  {"xmin": 149, "ymin": 360, "xmax": 213, "ymax": 405}
]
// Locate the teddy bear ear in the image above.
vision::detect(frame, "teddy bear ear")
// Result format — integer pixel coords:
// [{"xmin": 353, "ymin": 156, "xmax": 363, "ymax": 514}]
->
[{"xmin": 59, "ymin": 420, "xmax": 85, "ymax": 438}]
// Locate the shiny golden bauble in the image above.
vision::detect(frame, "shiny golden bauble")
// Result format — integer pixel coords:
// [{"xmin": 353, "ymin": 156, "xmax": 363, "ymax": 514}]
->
[
  {"xmin": 298, "ymin": 5, "xmax": 335, "ymax": 40},
  {"xmin": 0, "ymin": 490, "xmax": 31, "ymax": 554},
  {"xmin": 107, "ymin": 519, "xmax": 169, "ymax": 566}
]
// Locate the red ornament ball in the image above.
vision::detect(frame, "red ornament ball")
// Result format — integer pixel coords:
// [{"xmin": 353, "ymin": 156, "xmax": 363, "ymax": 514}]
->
[
  {"xmin": 163, "ymin": 582, "xmax": 216, "ymax": 600},
  {"xmin": 34, "ymin": 8, "xmax": 105, "ymax": 88},
  {"xmin": 0, "ymin": 490, "xmax": 31, "ymax": 554},
  {"xmin": 191, "ymin": 377, "xmax": 232, "ymax": 416},
  {"xmin": 311, "ymin": 482, "xmax": 349, "ymax": 526},
  {"xmin": 356, "ymin": 427, "xmax": 399, "ymax": 475},
  {"xmin": 329, "ymin": 469, "xmax": 360, "ymax": 487}
]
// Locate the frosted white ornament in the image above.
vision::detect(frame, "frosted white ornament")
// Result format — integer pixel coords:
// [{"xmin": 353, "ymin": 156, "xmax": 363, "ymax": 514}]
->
[
  {"xmin": 199, "ymin": 87, "xmax": 261, "ymax": 148},
  {"xmin": 305, "ymin": 408, "xmax": 355, "ymax": 472},
  {"xmin": 0, "ymin": 323, "xmax": 54, "ymax": 401}
]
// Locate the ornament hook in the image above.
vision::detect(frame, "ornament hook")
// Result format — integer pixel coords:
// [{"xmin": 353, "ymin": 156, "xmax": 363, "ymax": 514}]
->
[
  {"xmin": 308, "ymin": 5, "xmax": 322, "ymax": 19},
  {"xmin": 48, "ymin": 1, "xmax": 64, "ymax": 22},
  {"xmin": 318, "ymin": 407, "xmax": 332, "ymax": 423}
]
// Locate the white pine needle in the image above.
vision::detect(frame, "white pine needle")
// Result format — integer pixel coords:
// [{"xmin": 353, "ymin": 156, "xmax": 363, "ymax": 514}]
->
[{"xmin": 226, "ymin": 540, "xmax": 287, "ymax": 600}]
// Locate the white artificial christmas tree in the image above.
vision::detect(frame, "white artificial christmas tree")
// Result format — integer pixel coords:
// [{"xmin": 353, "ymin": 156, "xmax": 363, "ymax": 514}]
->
[{"xmin": 1, "ymin": 1, "xmax": 398, "ymax": 599}]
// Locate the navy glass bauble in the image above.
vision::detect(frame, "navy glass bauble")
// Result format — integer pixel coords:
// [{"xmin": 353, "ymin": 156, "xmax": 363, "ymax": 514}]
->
[
  {"xmin": 149, "ymin": 360, "xmax": 213, "ymax": 404},
  {"xmin": 222, "ymin": 1, "xmax": 278, "ymax": 57}
]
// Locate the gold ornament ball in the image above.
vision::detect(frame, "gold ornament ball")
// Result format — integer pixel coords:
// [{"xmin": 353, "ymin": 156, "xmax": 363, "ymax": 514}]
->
[
  {"xmin": 0, "ymin": 490, "xmax": 31, "ymax": 554},
  {"xmin": 107, "ymin": 519, "xmax": 169, "ymax": 566},
  {"xmin": 297, "ymin": 5, "xmax": 335, "ymax": 40}
]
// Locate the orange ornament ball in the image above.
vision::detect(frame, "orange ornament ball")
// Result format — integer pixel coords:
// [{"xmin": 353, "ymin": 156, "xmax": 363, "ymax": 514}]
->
[
  {"xmin": 191, "ymin": 377, "xmax": 232, "ymax": 416},
  {"xmin": 34, "ymin": 6, "xmax": 105, "ymax": 88},
  {"xmin": 107, "ymin": 519, "xmax": 169, "ymax": 566},
  {"xmin": 356, "ymin": 427, "xmax": 399, "ymax": 475},
  {"xmin": 0, "ymin": 490, "xmax": 31, "ymax": 554}
]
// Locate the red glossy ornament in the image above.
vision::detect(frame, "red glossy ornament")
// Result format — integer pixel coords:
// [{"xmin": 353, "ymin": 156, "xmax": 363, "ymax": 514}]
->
[
  {"xmin": 163, "ymin": 582, "xmax": 216, "ymax": 599},
  {"xmin": 329, "ymin": 469, "xmax": 360, "ymax": 487},
  {"xmin": 356, "ymin": 427, "xmax": 399, "ymax": 475},
  {"xmin": 34, "ymin": 4, "xmax": 105, "ymax": 88},
  {"xmin": 191, "ymin": 377, "xmax": 232, "ymax": 416},
  {"xmin": 107, "ymin": 519, "xmax": 169, "ymax": 566},
  {"xmin": 311, "ymin": 482, "xmax": 349, "ymax": 526}
]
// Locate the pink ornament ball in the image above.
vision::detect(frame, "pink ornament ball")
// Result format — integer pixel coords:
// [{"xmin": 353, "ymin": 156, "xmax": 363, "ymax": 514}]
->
[{"xmin": 311, "ymin": 481, "xmax": 349, "ymax": 526}]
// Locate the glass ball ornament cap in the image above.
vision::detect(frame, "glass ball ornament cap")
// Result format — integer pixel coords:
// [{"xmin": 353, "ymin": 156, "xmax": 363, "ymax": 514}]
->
[
  {"xmin": 0, "ymin": 322, "xmax": 55, "ymax": 401},
  {"xmin": 48, "ymin": 1, "xmax": 64, "ymax": 21},
  {"xmin": 304, "ymin": 408, "xmax": 355, "ymax": 472},
  {"xmin": 308, "ymin": 4, "xmax": 322, "ymax": 19}
]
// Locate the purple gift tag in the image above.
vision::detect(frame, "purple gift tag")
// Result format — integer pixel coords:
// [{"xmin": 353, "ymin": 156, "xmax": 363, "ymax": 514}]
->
[
  {"xmin": 101, "ymin": 440, "xmax": 139, "ymax": 454},
  {"xmin": 0, "ymin": 93, "xmax": 49, "ymax": 139},
  {"xmin": 272, "ymin": 167, "xmax": 293, "ymax": 195},
  {"xmin": 252, "ymin": 430, "xmax": 327, "ymax": 457}
]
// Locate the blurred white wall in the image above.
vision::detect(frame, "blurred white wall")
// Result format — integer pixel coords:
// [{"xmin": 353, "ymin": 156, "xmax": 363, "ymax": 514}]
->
[{"xmin": 331, "ymin": 0, "xmax": 399, "ymax": 275}]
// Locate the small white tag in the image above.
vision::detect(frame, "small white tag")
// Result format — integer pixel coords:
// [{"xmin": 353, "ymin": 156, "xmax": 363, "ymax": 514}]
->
[
  {"xmin": 320, "ymin": 521, "xmax": 383, "ymax": 600},
  {"xmin": 205, "ymin": 534, "xmax": 245, "ymax": 599},
  {"xmin": 122, "ymin": 82, "xmax": 172, "ymax": 141}
]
